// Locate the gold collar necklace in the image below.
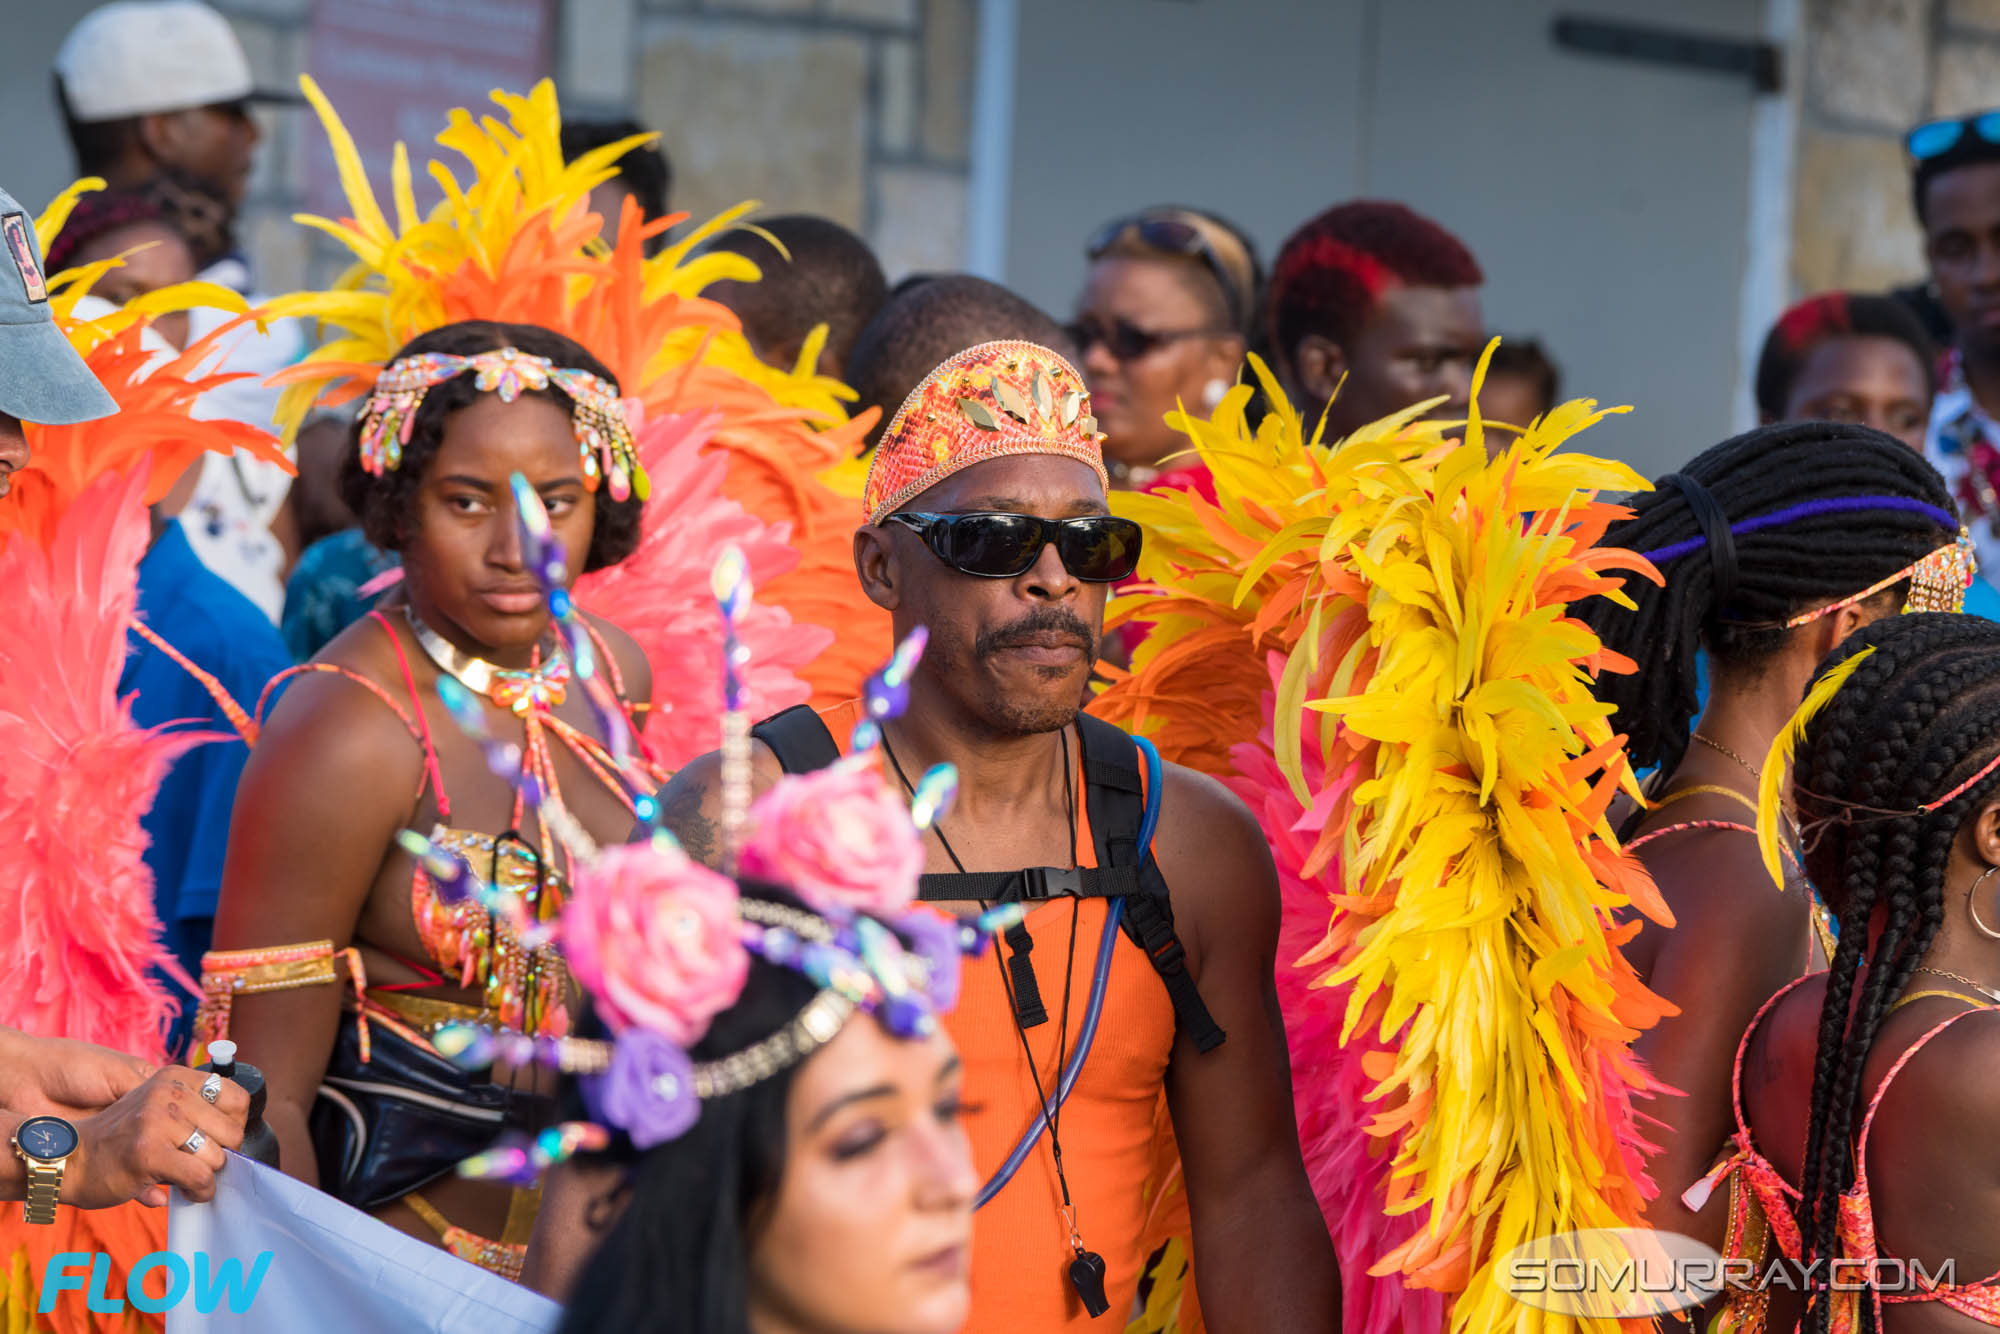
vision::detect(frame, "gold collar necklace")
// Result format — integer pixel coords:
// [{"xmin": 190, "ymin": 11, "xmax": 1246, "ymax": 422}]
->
[{"xmin": 405, "ymin": 607, "xmax": 570, "ymax": 713}]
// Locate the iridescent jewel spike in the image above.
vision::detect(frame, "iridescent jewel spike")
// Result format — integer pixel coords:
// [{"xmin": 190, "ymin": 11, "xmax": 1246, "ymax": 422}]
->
[
  {"xmin": 851, "ymin": 626, "xmax": 929, "ymax": 752},
  {"xmin": 509, "ymin": 473, "xmax": 569, "ymax": 590},
  {"xmin": 908, "ymin": 763, "xmax": 959, "ymax": 833},
  {"xmin": 435, "ymin": 676, "xmax": 539, "ymax": 807},
  {"xmin": 509, "ymin": 471, "xmax": 641, "ymax": 776},
  {"xmin": 397, "ymin": 829, "xmax": 555, "ymax": 948},
  {"xmin": 712, "ymin": 546, "xmax": 753, "ymax": 873},
  {"xmin": 394, "ymin": 828, "xmax": 478, "ymax": 905}
]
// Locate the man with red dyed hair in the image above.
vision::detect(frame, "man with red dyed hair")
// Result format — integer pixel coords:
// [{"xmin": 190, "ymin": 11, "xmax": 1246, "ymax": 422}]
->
[{"xmin": 1265, "ymin": 200, "xmax": 1485, "ymax": 440}]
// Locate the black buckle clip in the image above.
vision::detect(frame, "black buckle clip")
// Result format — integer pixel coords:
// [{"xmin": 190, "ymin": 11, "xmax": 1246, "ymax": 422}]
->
[{"xmin": 1015, "ymin": 866, "xmax": 1085, "ymax": 901}]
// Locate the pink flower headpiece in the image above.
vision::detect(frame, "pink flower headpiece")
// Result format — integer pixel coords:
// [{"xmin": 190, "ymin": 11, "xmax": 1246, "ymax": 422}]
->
[{"xmin": 358, "ymin": 346, "xmax": 650, "ymax": 502}]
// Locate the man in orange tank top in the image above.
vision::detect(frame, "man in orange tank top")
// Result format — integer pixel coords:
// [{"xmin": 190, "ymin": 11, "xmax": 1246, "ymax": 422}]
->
[{"xmin": 655, "ymin": 340, "xmax": 1340, "ymax": 1331}]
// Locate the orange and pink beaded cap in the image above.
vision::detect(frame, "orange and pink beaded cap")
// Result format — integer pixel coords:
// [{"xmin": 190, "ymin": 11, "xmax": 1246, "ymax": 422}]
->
[{"xmin": 862, "ymin": 340, "xmax": 1107, "ymax": 524}]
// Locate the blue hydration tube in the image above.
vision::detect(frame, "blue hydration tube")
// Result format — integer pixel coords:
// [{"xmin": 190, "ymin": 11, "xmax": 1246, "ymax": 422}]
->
[{"xmin": 975, "ymin": 735, "xmax": 1163, "ymax": 1209}]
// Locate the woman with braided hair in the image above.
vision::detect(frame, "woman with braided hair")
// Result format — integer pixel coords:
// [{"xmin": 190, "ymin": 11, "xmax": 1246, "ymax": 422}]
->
[
  {"xmin": 1578, "ymin": 422, "xmax": 1969, "ymax": 1249},
  {"xmin": 1717, "ymin": 612, "xmax": 2000, "ymax": 1333}
]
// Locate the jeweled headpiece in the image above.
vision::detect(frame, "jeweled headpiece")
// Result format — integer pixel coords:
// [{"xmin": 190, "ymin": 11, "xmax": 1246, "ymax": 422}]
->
[
  {"xmin": 1633, "ymin": 496, "xmax": 1978, "ymax": 627},
  {"xmin": 358, "ymin": 346, "xmax": 650, "ymax": 502},
  {"xmin": 862, "ymin": 339, "xmax": 1107, "ymax": 525},
  {"xmin": 1785, "ymin": 527, "xmax": 1977, "ymax": 627}
]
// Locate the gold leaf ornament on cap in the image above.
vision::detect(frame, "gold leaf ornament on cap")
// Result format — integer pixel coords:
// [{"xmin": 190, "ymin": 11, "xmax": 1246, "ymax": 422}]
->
[
  {"xmin": 991, "ymin": 376, "xmax": 1033, "ymax": 425},
  {"xmin": 958, "ymin": 397, "xmax": 1001, "ymax": 431},
  {"xmin": 862, "ymin": 339, "xmax": 1110, "ymax": 524}
]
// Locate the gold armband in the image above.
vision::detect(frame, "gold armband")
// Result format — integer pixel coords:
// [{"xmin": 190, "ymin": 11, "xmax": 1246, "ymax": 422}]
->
[{"xmin": 194, "ymin": 940, "xmax": 371, "ymax": 1060}]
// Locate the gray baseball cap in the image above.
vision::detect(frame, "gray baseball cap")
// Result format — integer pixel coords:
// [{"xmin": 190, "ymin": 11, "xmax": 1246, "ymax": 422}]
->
[{"xmin": 0, "ymin": 185, "xmax": 116, "ymax": 425}]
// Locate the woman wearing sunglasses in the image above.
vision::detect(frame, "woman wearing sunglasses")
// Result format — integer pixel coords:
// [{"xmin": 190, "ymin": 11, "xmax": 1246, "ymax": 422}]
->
[{"xmin": 1068, "ymin": 207, "xmax": 1260, "ymax": 496}]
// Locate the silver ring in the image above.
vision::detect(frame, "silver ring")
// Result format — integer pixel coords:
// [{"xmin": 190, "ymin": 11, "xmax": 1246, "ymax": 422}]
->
[
  {"xmin": 200, "ymin": 1073, "xmax": 223, "ymax": 1105},
  {"xmin": 181, "ymin": 1128, "xmax": 207, "ymax": 1155}
]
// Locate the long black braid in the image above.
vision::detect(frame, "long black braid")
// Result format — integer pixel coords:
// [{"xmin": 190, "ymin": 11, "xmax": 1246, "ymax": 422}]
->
[
  {"xmin": 1581, "ymin": 422, "xmax": 1954, "ymax": 775},
  {"xmin": 1785, "ymin": 613, "xmax": 2000, "ymax": 1334}
]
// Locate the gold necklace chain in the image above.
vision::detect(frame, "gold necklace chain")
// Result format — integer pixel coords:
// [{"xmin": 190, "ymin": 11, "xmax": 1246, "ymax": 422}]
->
[
  {"xmin": 1914, "ymin": 965, "xmax": 2000, "ymax": 1002},
  {"xmin": 1692, "ymin": 731, "xmax": 1761, "ymax": 782}
]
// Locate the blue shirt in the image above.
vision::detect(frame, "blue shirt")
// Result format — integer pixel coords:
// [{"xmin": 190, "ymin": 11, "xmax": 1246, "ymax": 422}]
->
[
  {"xmin": 121, "ymin": 524, "xmax": 292, "ymax": 1017},
  {"xmin": 1968, "ymin": 576, "xmax": 2000, "ymax": 623}
]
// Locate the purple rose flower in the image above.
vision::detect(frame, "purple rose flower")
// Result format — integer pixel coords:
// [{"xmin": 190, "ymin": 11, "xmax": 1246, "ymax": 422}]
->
[
  {"xmin": 893, "ymin": 906, "xmax": 964, "ymax": 1014},
  {"xmin": 599, "ymin": 1029, "xmax": 699, "ymax": 1149}
]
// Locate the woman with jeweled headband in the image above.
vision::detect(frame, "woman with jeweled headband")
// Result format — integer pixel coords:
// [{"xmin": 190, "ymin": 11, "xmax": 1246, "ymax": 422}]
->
[
  {"xmin": 1577, "ymin": 423, "xmax": 1971, "ymax": 1261},
  {"xmin": 194, "ymin": 318, "xmax": 667, "ymax": 1279}
]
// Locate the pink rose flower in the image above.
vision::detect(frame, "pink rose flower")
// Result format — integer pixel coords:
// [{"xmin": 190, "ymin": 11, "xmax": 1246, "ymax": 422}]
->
[
  {"xmin": 740, "ymin": 757, "xmax": 924, "ymax": 916},
  {"xmin": 562, "ymin": 843, "xmax": 749, "ymax": 1044}
]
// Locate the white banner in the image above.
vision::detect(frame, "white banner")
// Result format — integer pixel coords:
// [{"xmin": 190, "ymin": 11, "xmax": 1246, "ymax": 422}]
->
[{"xmin": 167, "ymin": 1154, "xmax": 562, "ymax": 1333}]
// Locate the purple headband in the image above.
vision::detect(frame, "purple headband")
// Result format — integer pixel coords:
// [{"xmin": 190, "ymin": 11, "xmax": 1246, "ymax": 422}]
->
[{"xmin": 1636, "ymin": 496, "xmax": 1962, "ymax": 567}]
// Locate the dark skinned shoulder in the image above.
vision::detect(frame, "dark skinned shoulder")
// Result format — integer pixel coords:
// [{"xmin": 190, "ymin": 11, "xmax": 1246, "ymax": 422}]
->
[
  {"xmin": 580, "ymin": 610, "xmax": 653, "ymax": 712},
  {"xmin": 645, "ymin": 741, "xmax": 783, "ymax": 867},
  {"xmin": 1145, "ymin": 759, "xmax": 1282, "ymax": 984}
]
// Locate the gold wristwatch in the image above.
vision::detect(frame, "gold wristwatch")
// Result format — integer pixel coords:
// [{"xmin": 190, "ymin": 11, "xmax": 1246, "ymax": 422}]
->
[{"xmin": 11, "ymin": 1116, "xmax": 78, "ymax": 1224}]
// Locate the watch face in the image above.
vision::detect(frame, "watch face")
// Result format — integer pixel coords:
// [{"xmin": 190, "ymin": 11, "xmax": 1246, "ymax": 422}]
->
[{"xmin": 16, "ymin": 1117, "xmax": 78, "ymax": 1162}]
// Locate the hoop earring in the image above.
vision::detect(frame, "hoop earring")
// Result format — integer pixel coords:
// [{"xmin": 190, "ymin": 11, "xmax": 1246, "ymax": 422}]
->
[{"xmin": 1968, "ymin": 865, "xmax": 2000, "ymax": 940}]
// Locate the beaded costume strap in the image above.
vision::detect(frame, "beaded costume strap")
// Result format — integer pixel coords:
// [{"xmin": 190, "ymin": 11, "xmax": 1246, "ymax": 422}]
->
[{"xmin": 194, "ymin": 940, "xmax": 374, "ymax": 1062}]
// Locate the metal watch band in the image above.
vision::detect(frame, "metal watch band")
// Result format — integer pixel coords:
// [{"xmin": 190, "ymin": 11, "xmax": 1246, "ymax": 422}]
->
[{"xmin": 22, "ymin": 1159, "xmax": 62, "ymax": 1224}]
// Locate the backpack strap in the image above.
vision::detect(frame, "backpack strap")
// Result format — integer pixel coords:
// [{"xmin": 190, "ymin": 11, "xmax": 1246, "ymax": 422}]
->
[
  {"xmin": 750, "ymin": 704, "xmax": 843, "ymax": 774},
  {"xmin": 747, "ymin": 703, "xmax": 1224, "ymax": 1051},
  {"xmin": 1076, "ymin": 714, "xmax": 1226, "ymax": 1054}
]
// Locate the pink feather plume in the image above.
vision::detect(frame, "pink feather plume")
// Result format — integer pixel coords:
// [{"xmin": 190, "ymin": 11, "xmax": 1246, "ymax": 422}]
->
[
  {"xmin": 0, "ymin": 468, "xmax": 211, "ymax": 1061},
  {"xmin": 1222, "ymin": 661, "xmax": 1445, "ymax": 1334},
  {"xmin": 573, "ymin": 411, "xmax": 829, "ymax": 768}
]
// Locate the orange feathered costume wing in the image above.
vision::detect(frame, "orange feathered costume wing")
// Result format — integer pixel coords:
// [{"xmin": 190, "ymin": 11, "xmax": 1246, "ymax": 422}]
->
[
  {"xmin": 264, "ymin": 77, "xmax": 885, "ymax": 731},
  {"xmin": 0, "ymin": 182, "xmax": 293, "ymax": 1334},
  {"xmin": 1094, "ymin": 351, "xmax": 1675, "ymax": 1334}
]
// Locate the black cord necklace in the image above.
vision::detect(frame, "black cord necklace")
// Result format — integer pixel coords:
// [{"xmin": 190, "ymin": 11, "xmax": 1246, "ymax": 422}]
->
[{"xmin": 879, "ymin": 728, "xmax": 1109, "ymax": 1315}]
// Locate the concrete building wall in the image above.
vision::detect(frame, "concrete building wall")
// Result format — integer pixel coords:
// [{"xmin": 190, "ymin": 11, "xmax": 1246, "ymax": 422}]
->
[{"xmin": 999, "ymin": 0, "xmax": 1770, "ymax": 477}]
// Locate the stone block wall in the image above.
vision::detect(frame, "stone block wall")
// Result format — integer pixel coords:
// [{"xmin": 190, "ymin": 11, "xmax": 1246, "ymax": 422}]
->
[
  {"xmin": 621, "ymin": 0, "xmax": 976, "ymax": 277},
  {"xmin": 1794, "ymin": 0, "xmax": 2000, "ymax": 295},
  {"xmin": 211, "ymin": 0, "xmax": 977, "ymax": 295}
]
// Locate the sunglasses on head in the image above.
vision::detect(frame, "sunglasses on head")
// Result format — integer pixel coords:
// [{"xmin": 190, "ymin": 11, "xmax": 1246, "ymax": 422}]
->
[
  {"xmin": 884, "ymin": 511, "xmax": 1143, "ymax": 582},
  {"xmin": 1907, "ymin": 109, "xmax": 2000, "ymax": 159},
  {"xmin": 1064, "ymin": 315, "xmax": 1225, "ymax": 363},
  {"xmin": 1087, "ymin": 212, "xmax": 1248, "ymax": 328}
]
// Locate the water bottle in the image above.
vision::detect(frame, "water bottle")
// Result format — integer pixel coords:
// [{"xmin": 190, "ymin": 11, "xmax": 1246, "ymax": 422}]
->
[{"xmin": 199, "ymin": 1039, "xmax": 281, "ymax": 1169}]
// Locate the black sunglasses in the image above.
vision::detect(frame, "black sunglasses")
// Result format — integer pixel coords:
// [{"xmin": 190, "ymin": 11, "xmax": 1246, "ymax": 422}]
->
[
  {"xmin": 1064, "ymin": 315, "xmax": 1226, "ymax": 363},
  {"xmin": 885, "ymin": 511, "xmax": 1143, "ymax": 582},
  {"xmin": 1908, "ymin": 110, "xmax": 2000, "ymax": 159},
  {"xmin": 1087, "ymin": 213, "xmax": 1246, "ymax": 327}
]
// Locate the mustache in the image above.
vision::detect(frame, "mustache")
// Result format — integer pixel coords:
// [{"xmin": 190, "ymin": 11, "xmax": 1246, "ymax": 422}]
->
[{"xmin": 974, "ymin": 607, "xmax": 1098, "ymax": 659}]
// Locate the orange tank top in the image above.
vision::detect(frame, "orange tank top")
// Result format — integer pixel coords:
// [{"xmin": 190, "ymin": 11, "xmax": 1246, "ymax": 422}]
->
[{"xmin": 813, "ymin": 700, "xmax": 1183, "ymax": 1330}]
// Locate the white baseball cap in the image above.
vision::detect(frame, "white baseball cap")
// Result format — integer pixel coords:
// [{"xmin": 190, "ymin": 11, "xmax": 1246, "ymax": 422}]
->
[{"xmin": 54, "ymin": 1, "xmax": 301, "ymax": 122}]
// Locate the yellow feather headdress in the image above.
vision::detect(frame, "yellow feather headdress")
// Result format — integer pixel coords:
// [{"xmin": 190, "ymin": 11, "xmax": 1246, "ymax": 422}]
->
[
  {"xmin": 1094, "ymin": 344, "xmax": 1673, "ymax": 1333},
  {"xmin": 262, "ymin": 76, "xmax": 887, "ymax": 704}
]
